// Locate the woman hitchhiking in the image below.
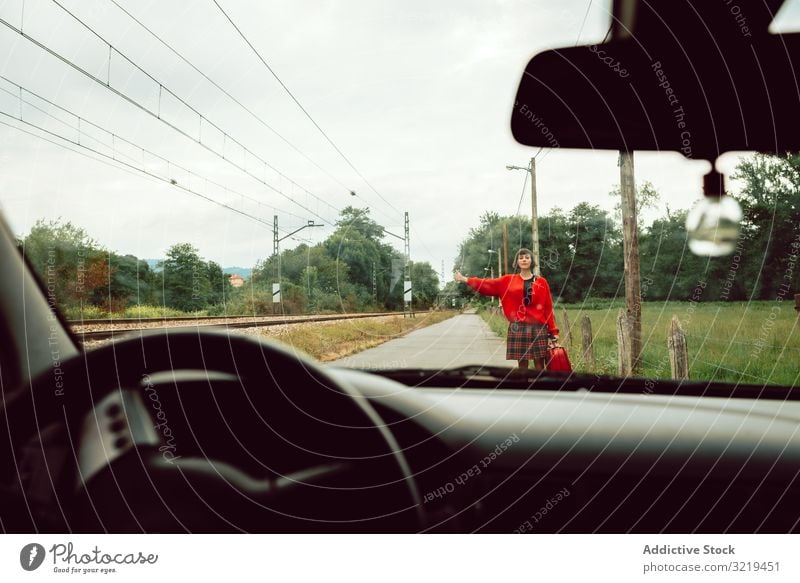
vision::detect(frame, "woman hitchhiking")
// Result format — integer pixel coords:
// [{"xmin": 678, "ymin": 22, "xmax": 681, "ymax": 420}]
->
[{"xmin": 454, "ymin": 248, "xmax": 558, "ymax": 371}]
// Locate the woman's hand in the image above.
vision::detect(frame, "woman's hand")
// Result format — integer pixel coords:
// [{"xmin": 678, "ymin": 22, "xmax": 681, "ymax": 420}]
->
[
  {"xmin": 453, "ymin": 270, "xmax": 468, "ymax": 283},
  {"xmin": 548, "ymin": 335, "xmax": 559, "ymax": 348}
]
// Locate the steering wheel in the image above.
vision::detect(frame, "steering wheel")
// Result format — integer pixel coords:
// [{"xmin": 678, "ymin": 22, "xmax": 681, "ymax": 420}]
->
[{"xmin": 10, "ymin": 328, "xmax": 424, "ymax": 532}]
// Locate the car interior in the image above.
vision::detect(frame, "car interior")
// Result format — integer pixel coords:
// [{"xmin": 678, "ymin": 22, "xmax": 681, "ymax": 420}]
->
[{"xmin": 1, "ymin": 0, "xmax": 799, "ymax": 534}]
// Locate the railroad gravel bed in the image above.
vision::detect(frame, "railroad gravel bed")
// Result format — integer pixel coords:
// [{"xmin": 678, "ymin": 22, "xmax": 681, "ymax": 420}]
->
[
  {"xmin": 79, "ymin": 314, "xmax": 402, "ymax": 351},
  {"xmin": 70, "ymin": 314, "xmax": 370, "ymax": 334}
]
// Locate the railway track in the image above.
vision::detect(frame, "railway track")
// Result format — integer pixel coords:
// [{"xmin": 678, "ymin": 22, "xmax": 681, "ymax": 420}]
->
[{"xmin": 70, "ymin": 312, "xmax": 403, "ymax": 342}]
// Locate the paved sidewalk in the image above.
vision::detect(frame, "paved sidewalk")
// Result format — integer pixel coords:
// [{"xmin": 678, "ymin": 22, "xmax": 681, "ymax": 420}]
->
[{"xmin": 331, "ymin": 312, "xmax": 509, "ymax": 369}]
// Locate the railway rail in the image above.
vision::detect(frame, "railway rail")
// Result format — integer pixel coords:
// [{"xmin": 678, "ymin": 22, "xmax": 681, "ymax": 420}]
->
[{"xmin": 70, "ymin": 311, "xmax": 404, "ymax": 342}]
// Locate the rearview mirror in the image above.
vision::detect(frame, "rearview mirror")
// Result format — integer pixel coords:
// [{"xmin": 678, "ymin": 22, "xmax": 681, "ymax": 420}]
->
[{"xmin": 511, "ymin": 7, "xmax": 800, "ymax": 162}]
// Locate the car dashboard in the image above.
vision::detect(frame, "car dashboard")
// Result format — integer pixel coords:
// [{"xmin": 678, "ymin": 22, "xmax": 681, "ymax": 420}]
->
[{"xmin": 328, "ymin": 367, "xmax": 800, "ymax": 533}]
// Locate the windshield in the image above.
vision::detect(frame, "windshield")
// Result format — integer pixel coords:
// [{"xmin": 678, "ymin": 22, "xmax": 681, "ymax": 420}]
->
[{"xmin": 1, "ymin": 0, "xmax": 798, "ymax": 386}]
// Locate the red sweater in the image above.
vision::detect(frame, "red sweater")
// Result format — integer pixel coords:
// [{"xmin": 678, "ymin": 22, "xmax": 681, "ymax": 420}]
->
[{"xmin": 467, "ymin": 274, "xmax": 559, "ymax": 335}]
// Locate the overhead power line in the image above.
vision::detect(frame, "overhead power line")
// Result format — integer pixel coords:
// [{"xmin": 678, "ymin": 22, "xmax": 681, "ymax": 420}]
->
[
  {"xmin": 514, "ymin": 160, "xmax": 531, "ymax": 217},
  {"xmin": 214, "ymin": 2, "xmax": 443, "ymax": 264},
  {"xmin": 1, "ymin": 112, "xmax": 274, "ymax": 230},
  {"xmin": 212, "ymin": 0, "xmax": 405, "ymax": 220},
  {"xmin": 0, "ymin": 76, "xmax": 311, "ymax": 225},
  {"xmin": 575, "ymin": 0, "xmax": 594, "ymax": 45},
  {"xmin": 105, "ymin": 0, "xmax": 359, "ymax": 201},
  {"xmin": 0, "ymin": 97, "xmax": 290, "ymax": 233},
  {"xmin": 212, "ymin": 1, "xmax": 447, "ymax": 264},
  {"xmin": 8, "ymin": 1, "xmax": 438, "ymax": 264},
  {"xmin": 0, "ymin": 2, "xmax": 338, "ymax": 224}
]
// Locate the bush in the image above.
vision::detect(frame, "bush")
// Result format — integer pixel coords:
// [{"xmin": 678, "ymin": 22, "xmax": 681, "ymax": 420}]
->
[
  {"xmin": 63, "ymin": 303, "xmax": 108, "ymax": 320},
  {"xmin": 123, "ymin": 304, "xmax": 199, "ymax": 319},
  {"xmin": 63, "ymin": 303, "xmax": 199, "ymax": 320},
  {"xmin": 100, "ymin": 297, "xmax": 128, "ymax": 314}
]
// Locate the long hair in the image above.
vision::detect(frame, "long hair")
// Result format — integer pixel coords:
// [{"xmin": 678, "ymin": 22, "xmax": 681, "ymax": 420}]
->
[{"xmin": 513, "ymin": 248, "xmax": 536, "ymax": 270}]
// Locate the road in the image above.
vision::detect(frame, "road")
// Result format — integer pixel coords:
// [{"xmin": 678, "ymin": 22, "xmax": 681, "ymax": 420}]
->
[{"xmin": 332, "ymin": 311, "xmax": 509, "ymax": 369}]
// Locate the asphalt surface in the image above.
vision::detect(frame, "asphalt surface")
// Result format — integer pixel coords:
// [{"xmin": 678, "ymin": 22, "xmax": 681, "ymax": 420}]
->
[{"xmin": 331, "ymin": 311, "xmax": 509, "ymax": 370}]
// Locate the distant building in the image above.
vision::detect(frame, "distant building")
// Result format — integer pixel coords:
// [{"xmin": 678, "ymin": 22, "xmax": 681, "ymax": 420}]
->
[{"xmin": 229, "ymin": 274, "xmax": 245, "ymax": 288}]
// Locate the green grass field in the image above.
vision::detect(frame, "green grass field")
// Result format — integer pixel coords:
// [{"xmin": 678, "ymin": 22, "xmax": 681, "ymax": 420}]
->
[{"xmin": 480, "ymin": 301, "xmax": 800, "ymax": 386}]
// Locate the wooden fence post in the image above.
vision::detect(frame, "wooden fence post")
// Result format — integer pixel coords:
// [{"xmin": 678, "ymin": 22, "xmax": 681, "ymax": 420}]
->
[
  {"xmin": 616, "ymin": 310, "xmax": 632, "ymax": 376},
  {"xmin": 580, "ymin": 315, "xmax": 594, "ymax": 368},
  {"xmin": 668, "ymin": 315, "xmax": 689, "ymax": 380},
  {"xmin": 562, "ymin": 309, "xmax": 572, "ymax": 348}
]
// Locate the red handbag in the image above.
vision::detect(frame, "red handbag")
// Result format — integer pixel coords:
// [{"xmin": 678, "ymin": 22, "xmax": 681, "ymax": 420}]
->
[{"xmin": 547, "ymin": 345, "xmax": 572, "ymax": 372}]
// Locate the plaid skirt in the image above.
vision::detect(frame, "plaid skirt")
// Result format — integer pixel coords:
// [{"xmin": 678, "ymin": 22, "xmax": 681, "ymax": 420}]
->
[{"xmin": 507, "ymin": 322, "xmax": 550, "ymax": 360}]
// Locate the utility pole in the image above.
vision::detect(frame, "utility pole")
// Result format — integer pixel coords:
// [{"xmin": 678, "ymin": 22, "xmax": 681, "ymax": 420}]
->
[
  {"xmin": 272, "ymin": 216, "xmax": 323, "ymax": 316},
  {"xmin": 273, "ymin": 215, "xmax": 280, "ymax": 314},
  {"xmin": 502, "ymin": 222, "xmax": 509, "ymax": 275},
  {"xmin": 619, "ymin": 151, "xmax": 642, "ymax": 373},
  {"xmin": 380, "ymin": 219, "xmax": 409, "ymax": 315},
  {"xmin": 506, "ymin": 159, "xmax": 540, "ymax": 275},
  {"xmin": 373, "ymin": 261, "xmax": 377, "ymax": 305},
  {"xmin": 530, "ymin": 157, "xmax": 540, "ymax": 276},
  {"xmin": 490, "ymin": 249, "xmax": 502, "ymax": 308},
  {"xmin": 403, "ymin": 211, "xmax": 413, "ymax": 318}
]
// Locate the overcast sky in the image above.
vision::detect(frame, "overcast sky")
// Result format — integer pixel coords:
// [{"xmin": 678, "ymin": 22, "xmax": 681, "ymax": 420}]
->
[{"xmin": 0, "ymin": 0, "xmax": 797, "ymax": 272}]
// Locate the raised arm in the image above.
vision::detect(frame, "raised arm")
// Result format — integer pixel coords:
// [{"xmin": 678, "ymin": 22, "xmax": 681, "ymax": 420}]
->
[{"xmin": 454, "ymin": 271, "xmax": 509, "ymax": 297}]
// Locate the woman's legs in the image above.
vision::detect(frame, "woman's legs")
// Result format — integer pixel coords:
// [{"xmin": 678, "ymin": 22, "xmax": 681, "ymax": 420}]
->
[{"xmin": 518, "ymin": 358, "xmax": 546, "ymax": 370}]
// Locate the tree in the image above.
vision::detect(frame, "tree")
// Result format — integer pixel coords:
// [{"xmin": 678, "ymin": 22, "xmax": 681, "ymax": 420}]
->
[
  {"xmin": 560, "ymin": 203, "xmax": 623, "ymax": 301},
  {"xmin": 608, "ymin": 180, "xmax": 662, "ymax": 229},
  {"xmin": 408, "ymin": 261, "xmax": 440, "ymax": 309},
  {"xmin": 83, "ymin": 256, "xmax": 114, "ymax": 308},
  {"xmin": 334, "ymin": 206, "xmax": 387, "ymax": 240},
  {"xmin": 325, "ymin": 207, "xmax": 398, "ymax": 308},
  {"xmin": 248, "ymin": 207, "xmax": 414, "ymax": 312},
  {"xmin": 159, "ymin": 243, "xmax": 210, "ymax": 312},
  {"xmin": 730, "ymin": 153, "xmax": 800, "ymax": 299},
  {"xmin": 301, "ymin": 245, "xmax": 353, "ymax": 311},
  {"xmin": 106, "ymin": 254, "xmax": 156, "ymax": 308},
  {"xmin": 206, "ymin": 261, "xmax": 226, "ymax": 306},
  {"xmin": 638, "ymin": 210, "xmax": 716, "ymax": 300},
  {"xmin": 533, "ymin": 208, "xmax": 570, "ymax": 299},
  {"xmin": 18, "ymin": 218, "xmax": 108, "ymax": 309}
]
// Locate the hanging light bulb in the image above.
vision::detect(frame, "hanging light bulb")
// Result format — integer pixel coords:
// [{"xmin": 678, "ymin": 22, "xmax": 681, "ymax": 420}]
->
[{"xmin": 686, "ymin": 169, "xmax": 742, "ymax": 256}]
